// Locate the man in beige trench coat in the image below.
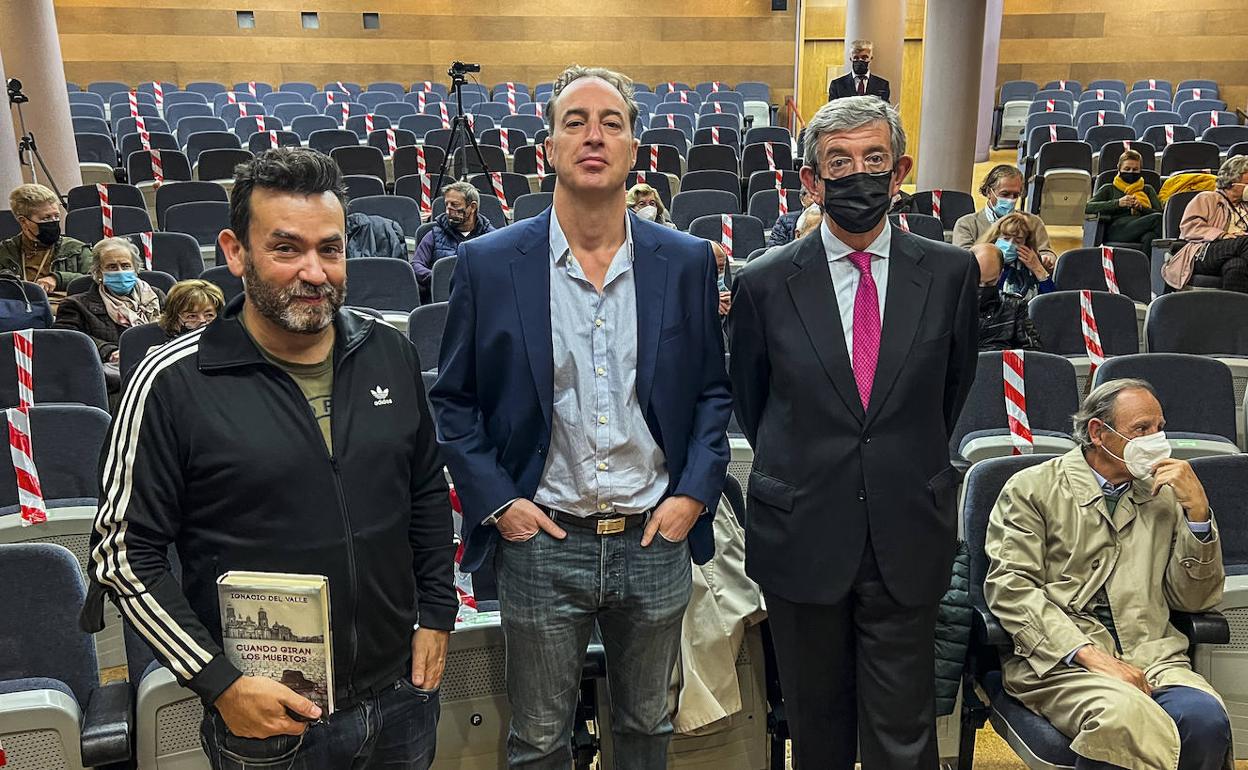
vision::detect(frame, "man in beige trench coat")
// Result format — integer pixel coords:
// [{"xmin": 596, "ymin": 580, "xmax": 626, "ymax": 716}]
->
[{"xmin": 985, "ymin": 378, "xmax": 1232, "ymax": 770}]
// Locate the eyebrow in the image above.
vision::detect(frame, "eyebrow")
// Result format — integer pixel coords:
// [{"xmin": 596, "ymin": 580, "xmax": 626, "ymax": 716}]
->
[
  {"xmin": 561, "ymin": 107, "xmax": 625, "ymax": 123},
  {"xmin": 269, "ymin": 230, "xmax": 343, "ymax": 245}
]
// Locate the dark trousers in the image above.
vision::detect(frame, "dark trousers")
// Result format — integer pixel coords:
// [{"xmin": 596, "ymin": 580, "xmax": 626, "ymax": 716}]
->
[
  {"xmin": 765, "ymin": 537, "xmax": 941, "ymax": 769},
  {"xmin": 200, "ymin": 677, "xmax": 439, "ymax": 770},
  {"xmin": 1075, "ymin": 686, "xmax": 1231, "ymax": 770},
  {"xmin": 1193, "ymin": 235, "xmax": 1248, "ymax": 293},
  {"xmin": 1105, "ymin": 211, "xmax": 1163, "ymax": 254}
]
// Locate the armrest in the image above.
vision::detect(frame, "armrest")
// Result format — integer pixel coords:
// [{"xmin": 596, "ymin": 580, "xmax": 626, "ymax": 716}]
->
[
  {"xmin": 80, "ymin": 680, "xmax": 134, "ymax": 767},
  {"xmin": 1152, "ymin": 238, "xmax": 1182, "ymax": 250},
  {"xmin": 1171, "ymin": 610, "xmax": 1230, "ymax": 646},
  {"xmin": 972, "ymin": 606, "xmax": 1013, "ymax": 648}
]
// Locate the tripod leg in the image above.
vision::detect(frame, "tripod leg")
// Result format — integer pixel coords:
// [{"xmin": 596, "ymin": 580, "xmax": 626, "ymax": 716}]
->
[
  {"xmin": 463, "ymin": 124, "xmax": 492, "ymax": 176},
  {"xmin": 431, "ymin": 114, "xmax": 468, "ymax": 200}
]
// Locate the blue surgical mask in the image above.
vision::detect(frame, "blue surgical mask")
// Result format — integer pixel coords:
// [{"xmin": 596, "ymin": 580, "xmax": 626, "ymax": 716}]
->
[
  {"xmin": 995, "ymin": 238, "xmax": 1018, "ymax": 265},
  {"xmin": 102, "ymin": 270, "xmax": 138, "ymax": 295},
  {"xmin": 991, "ymin": 197, "xmax": 1016, "ymax": 217}
]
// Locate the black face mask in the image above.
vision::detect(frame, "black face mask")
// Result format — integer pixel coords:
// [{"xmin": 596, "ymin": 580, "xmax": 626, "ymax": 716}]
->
[
  {"xmin": 851, "ymin": 60, "xmax": 870, "ymax": 77},
  {"xmin": 978, "ymin": 284, "xmax": 999, "ymax": 309},
  {"xmin": 819, "ymin": 170, "xmax": 894, "ymax": 234},
  {"xmin": 1118, "ymin": 171, "xmax": 1141, "ymax": 185},
  {"xmin": 34, "ymin": 220, "xmax": 60, "ymax": 247}
]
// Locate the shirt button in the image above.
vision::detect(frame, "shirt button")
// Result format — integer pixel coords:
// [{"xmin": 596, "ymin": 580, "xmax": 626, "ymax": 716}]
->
[
  {"xmin": 598, "ymin": 415, "xmax": 608, "ymax": 425},
  {"xmin": 597, "ymin": 461, "xmax": 608, "ymax": 471},
  {"xmin": 598, "ymin": 502, "xmax": 609, "ymax": 511},
  {"xmin": 857, "ymin": 489, "xmax": 866, "ymax": 501},
  {"xmin": 595, "ymin": 318, "xmax": 604, "ymax": 327},
  {"xmin": 1091, "ymin": 559, "xmax": 1101, "ymax": 569},
  {"xmin": 596, "ymin": 366, "xmax": 606, "ymax": 376}
]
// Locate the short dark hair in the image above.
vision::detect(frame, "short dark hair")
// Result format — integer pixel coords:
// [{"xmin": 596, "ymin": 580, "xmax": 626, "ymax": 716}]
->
[
  {"xmin": 229, "ymin": 147, "xmax": 347, "ymax": 248},
  {"xmin": 978, "ymin": 164, "xmax": 1023, "ymax": 197},
  {"xmin": 544, "ymin": 65, "xmax": 639, "ymax": 136}
]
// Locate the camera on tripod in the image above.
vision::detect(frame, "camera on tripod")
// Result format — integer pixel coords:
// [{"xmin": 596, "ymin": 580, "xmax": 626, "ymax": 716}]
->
[
  {"xmin": 7, "ymin": 78, "xmax": 28, "ymax": 105},
  {"xmin": 447, "ymin": 61, "xmax": 481, "ymax": 79}
]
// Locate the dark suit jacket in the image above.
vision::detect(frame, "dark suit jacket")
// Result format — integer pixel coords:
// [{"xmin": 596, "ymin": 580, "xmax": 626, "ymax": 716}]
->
[
  {"xmin": 828, "ymin": 73, "xmax": 891, "ymax": 103},
  {"xmin": 727, "ymin": 227, "xmax": 978, "ymax": 607},
  {"xmin": 431, "ymin": 208, "xmax": 733, "ymax": 573}
]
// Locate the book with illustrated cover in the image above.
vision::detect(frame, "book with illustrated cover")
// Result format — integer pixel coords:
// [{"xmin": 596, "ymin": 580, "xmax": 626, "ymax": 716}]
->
[{"xmin": 217, "ymin": 571, "xmax": 335, "ymax": 715}]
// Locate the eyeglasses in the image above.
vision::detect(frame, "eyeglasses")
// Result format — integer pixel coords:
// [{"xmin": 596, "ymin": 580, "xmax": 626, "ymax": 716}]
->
[
  {"xmin": 821, "ymin": 152, "xmax": 894, "ymax": 179},
  {"xmin": 179, "ymin": 311, "xmax": 217, "ymax": 325}
]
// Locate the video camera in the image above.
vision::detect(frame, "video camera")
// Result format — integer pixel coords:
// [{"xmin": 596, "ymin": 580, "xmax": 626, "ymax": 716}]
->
[
  {"xmin": 448, "ymin": 61, "xmax": 481, "ymax": 78},
  {"xmin": 7, "ymin": 78, "xmax": 29, "ymax": 105}
]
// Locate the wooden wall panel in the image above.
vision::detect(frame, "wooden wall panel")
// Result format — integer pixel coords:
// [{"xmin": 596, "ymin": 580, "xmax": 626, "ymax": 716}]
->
[
  {"xmin": 998, "ymin": 1, "xmax": 1248, "ymax": 116},
  {"xmin": 54, "ymin": 0, "xmax": 798, "ymax": 101}
]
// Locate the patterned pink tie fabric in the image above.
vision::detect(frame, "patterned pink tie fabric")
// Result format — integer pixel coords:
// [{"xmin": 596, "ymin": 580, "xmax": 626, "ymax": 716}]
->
[{"xmin": 848, "ymin": 251, "xmax": 880, "ymax": 410}]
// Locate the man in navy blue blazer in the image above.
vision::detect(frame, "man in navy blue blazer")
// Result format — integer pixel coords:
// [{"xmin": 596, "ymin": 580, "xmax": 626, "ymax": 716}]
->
[{"xmin": 431, "ymin": 65, "xmax": 731, "ymax": 769}]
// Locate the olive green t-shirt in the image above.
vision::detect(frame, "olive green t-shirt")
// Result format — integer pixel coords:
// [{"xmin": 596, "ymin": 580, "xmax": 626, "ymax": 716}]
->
[{"xmin": 241, "ymin": 316, "xmax": 335, "ymax": 453}]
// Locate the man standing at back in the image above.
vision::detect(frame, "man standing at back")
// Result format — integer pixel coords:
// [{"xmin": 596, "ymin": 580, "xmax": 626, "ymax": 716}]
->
[
  {"xmin": 432, "ymin": 66, "xmax": 732, "ymax": 768},
  {"xmin": 83, "ymin": 148, "xmax": 455, "ymax": 769},
  {"xmin": 729, "ymin": 95, "xmax": 978, "ymax": 768}
]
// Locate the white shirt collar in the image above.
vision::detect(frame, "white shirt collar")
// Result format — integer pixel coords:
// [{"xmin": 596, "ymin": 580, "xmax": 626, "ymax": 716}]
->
[
  {"xmin": 821, "ymin": 218, "xmax": 892, "ymax": 263},
  {"xmin": 548, "ymin": 206, "xmax": 634, "ymax": 270}
]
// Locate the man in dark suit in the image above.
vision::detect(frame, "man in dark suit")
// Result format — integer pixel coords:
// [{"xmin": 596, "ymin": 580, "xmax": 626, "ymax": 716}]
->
[
  {"xmin": 432, "ymin": 65, "xmax": 732, "ymax": 769},
  {"xmin": 728, "ymin": 94, "xmax": 978, "ymax": 768},
  {"xmin": 828, "ymin": 39, "xmax": 891, "ymax": 103}
]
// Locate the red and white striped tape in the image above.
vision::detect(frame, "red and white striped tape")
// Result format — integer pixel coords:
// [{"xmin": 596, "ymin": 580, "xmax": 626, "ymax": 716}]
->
[
  {"xmin": 1123, "ymin": 139, "xmax": 1132, "ymax": 151},
  {"xmin": 414, "ymin": 148, "xmax": 432, "ymax": 217},
  {"xmin": 9, "ymin": 329, "xmax": 46, "ymax": 526},
  {"xmin": 711, "ymin": 126, "xmax": 721, "ymax": 145},
  {"xmin": 1002, "ymin": 349, "xmax": 1034, "ymax": 455},
  {"xmin": 422, "ymin": 81, "xmax": 433, "ymax": 92},
  {"xmin": 1095, "ymin": 89, "xmax": 1105, "ymax": 100},
  {"xmin": 128, "ymin": 90, "xmax": 140, "ymax": 119},
  {"xmin": 414, "ymin": 145, "xmax": 427, "ymax": 176},
  {"xmin": 666, "ymin": 114, "xmax": 676, "ymax": 129},
  {"xmin": 1164, "ymin": 124, "xmax": 1175, "ymax": 145},
  {"xmin": 365, "ymin": 114, "xmax": 375, "ymax": 134},
  {"xmin": 152, "ymin": 81, "xmax": 164, "ymax": 111},
  {"xmin": 534, "ymin": 144, "xmax": 547, "ymax": 179},
  {"xmin": 1080, "ymin": 290, "xmax": 1106, "ymax": 380},
  {"xmin": 1101, "ymin": 246, "xmax": 1120, "ymax": 294},
  {"xmin": 247, "ymin": 80, "xmax": 258, "ymax": 98},
  {"xmin": 448, "ymin": 487, "xmax": 478, "ymax": 621},
  {"xmin": 931, "ymin": 189, "xmax": 943, "ymax": 219},
  {"xmin": 1149, "ymin": 79, "xmax": 1157, "ymax": 89},
  {"xmin": 1048, "ymin": 124, "xmax": 1058, "ymax": 142},
  {"xmin": 341, "ymin": 102, "xmax": 351, "ymax": 126},
  {"xmin": 238, "ymin": 101, "xmax": 250, "ymax": 118},
  {"xmin": 254, "ymin": 115, "xmax": 266, "ymax": 135},
  {"xmin": 325, "ymin": 90, "xmax": 336, "ymax": 106},
  {"xmin": 438, "ymin": 103, "xmax": 450, "ymax": 129},
  {"xmin": 635, "ymin": 170, "xmax": 647, "ymax": 185},
  {"xmin": 711, "ymin": 81, "xmax": 722, "ymax": 92},
  {"xmin": 1211, "ymin": 111, "xmax": 1220, "ymax": 127},
  {"xmin": 139, "ymin": 231, "xmax": 153, "ymax": 270},
  {"xmin": 648, "ymin": 144, "xmax": 659, "ymax": 172},
  {"xmin": 1045, "ymin": 99, "xmax": 1055, "ymax": 112},
  {"xmin": 666, "ymin": 81, "xmax": 676, "ymax": 94},
  {"xmin": 678, "ymin": 91, "xmax": 689, "ymax": 104},
  {"xmin": 416, "ymin": 92, "xmax": 427, "ymax": 111},
  {"xmin": 1193, "ymin": 88, "xmax": 1203, "ymax": 100},
  {"xmin": 720, "ymin": 214, "xmax": 733, "ymax": 259},
  {"xmin": 897, "ymin": 213, "xmax": 911, "ymax": 232},
  {"xmin": 489, "ymin": 172, "xmax": 512, "ymax": 220},
  {"xmin": 227, "ymin": 91, "xmax": 238, "ymax": 105},
  {"xmin": 267, "ymin": 129, "xmax": 279, "ymax": 147},
  {"xmin": 764, "ymin": 141, "xmax": 777, "ymax": 171},
  {"xmin": 465, "ymin": 113, "xmax": 475, "ymax": 130},
  {"xmin": 499, "ymin": 128, "xmax": 510, "ymax": 155},
  {"xmin": 775, "ymin": 169, "xmax": 788, "ymax": 216},
  {"xmin": 506, "ymin": 83, "xmax": 517, "ymax": 114},
  {"xmin": 385, "ymin": 128, "xmax": 398, "ymax": 155},
  {"xmin": 149, "ymin": 149, "xmax": 165, "ymax": 186},
  {"xmin": 135, "ymin": 116, "xmax": 152, "ymax": 151},
  {"xmin": 336, "ymin": 81, "xmax": 348, "ymax": 94},
  {"xmin": 97, "ymin": 184, "xmax": 114, "ymax": 238},
  {"xmin": 713, "ymin": 102, "xmax": 723, "ymax": 114},
  {"xmin": 1146, "ymin": 99, "xmax": 1156, "ymax": 111},
  {"xmin": 1059, "ymin": 79, "xmax": 1067, "ymax": 90},
  {"xmin": 1097, "ymin": 110, "xmax": 1106, "ymax": 126}
]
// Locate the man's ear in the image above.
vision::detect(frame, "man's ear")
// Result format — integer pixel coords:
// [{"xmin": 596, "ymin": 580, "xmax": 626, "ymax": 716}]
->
[
  {"xmin": 891, "ymin": 155, "xmax": 914, "ymax": 196},
  {"xmin": 219, "ymin": 229, "xmax": 246, "ymax": 279}
]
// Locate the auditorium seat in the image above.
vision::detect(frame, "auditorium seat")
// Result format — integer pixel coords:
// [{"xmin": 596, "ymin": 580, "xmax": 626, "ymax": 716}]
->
[
  {"xmin": 200, "ymin": 265, "xmax": 243, "ymax": 303},
  {"xmin": 625, "ymin": 171, "xmax": 674, "ymax": 209},
  {"xmin": 468, "ymin": 172, "xmax": 529, "ymax": 209},
  {"xmin": 332, "ymin": 145, "xmax": 388, "ymax": 181},
  {"xmin": 1202, "ymin": 126, "xmax": 1248, "ymax": 155},
  {"xmin": 0, "ymin": 330, "xmax": 108, "ymax": 411},
  {"xmin": 118, "ymin": 131, "xmax": 179, "ymax": 165},
  {"xmin": 197, "ymin": 148, "xmax": 253, "ymax": 185},
  {"xmin": 185, "ymin": 81, "xmax": 228, "ymax": 101},
  {"xmin": 890, "ymin": 212, "xmax": 945, "ymax": 242},
  {"xmin": 910, "ymin": 189, "xmax": 976, "ymax": 239},
  {"xmin": 670, "ymin": 190, "xmax": 737, "ymax": 231},
  {"xmin": 155, "ymin": 181, "xmax": 227, "ymax": 230},
  {"xmin": 431, "ymin": 256, "xmax": 456, "ymax": 304},
  {"xmin": 687, "ymin": 214, "xmax": 766, "ymax": 263},
  {"xmin": 165, "ymin": 201, "xmax": 229, "ymax": 263},
  {"xmin": 175, "ymin": 116, "xmax": 229, "ymax": 148},
  {"xmin": 272, "ymin": 102, "xmax": 318, "ymax": 126},
  {"xmin": 746, "ymin": 189, "xmax": 804, "ymax": 229},
  {"xmin": 344, "ymin": 258, "xmax": 420, "ymax": 327},
  {"xmin": 66, "ymin": 182, "xmax": 144, "ymax": 213},
  {"xmin": 278, "ymin": 82, "xmax": 318, "ymax": 101},
  {"xmin": 125, "ymin": 231, "xmax": 206, "ymax": 280},
  {"xmin": 349, "ymin": 195, "xmax": 423, "ymax": 252},
  {"xmin": 1053, "ymin": 247, "xmax": 1151, "ymax": 305},
  {"xmin": 234, "ymin": 115, "xmax": 284, "ymax": 142},
  {"xmin": 343, "ymin": 174, "xmax": 386, "ymax": 201},
  {"xmin": 1095, "ymin": 139, "xmax": 1154, "ymax": 175},
  {"xmin": 184, "ymin": 130, "xmax": 242, "ymax": 168},
  {"xmin": 512, "ymin": 192, "xmax": 553, "ymax": 222},
  {"xmin": 1159, "ymin": 140, "xmax": 1221, "ymax": 176},
  {"xmin": 1140, "ymin": 123, "xmax": 1197, "ymax": 149},
  {"xmin": 1028, "ymin": 290, "xmax": 1139, "ymax": 393},
  {"xmin": 308, "ymin": 128, "xmax": 361, "ymax": 154},
  {"xmin": 407, "ymin": 302, "xmax": 447, "ymax": 373},
  {"xmin": 65, "ymin": 204, "xmax": 151, "ymax": 243}
]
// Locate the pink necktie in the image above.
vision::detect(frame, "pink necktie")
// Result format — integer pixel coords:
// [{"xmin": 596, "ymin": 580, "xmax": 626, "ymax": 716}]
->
[{"xmin": 848, "ymin": 251, "xmax": 880, "ymax": 410}]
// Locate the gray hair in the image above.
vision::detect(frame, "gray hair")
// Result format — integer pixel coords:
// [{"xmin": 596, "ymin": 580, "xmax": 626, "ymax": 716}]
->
[
  {"xmin": 441, "ymin": 180, "xmax": 479, "ymax": 206},
  {"xmin": 544, "ymin": 65, "xmax": 639, "ymax": 135},
  {"xmin": 1071, "ymin": 378, "xmax": 1157, "ymax": 447},
  {"xmin": 803, "ymin": 96, "xmax": 905, "ymax": 170},
  {"xmin": 1215, "ymin": 155, "xmax": 1248, "ymax": 190},
  {"xmin": 850, "ymin": 39, "xmax": 874, "ymax": 56},
  {"xmin": 90, "ymin": 236, "xmax": 140, "ymax": 279}
]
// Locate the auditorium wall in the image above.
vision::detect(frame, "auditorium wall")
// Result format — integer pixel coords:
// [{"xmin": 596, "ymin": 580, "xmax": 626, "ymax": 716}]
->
[{"xmin": 52, "ymin": 0, "xmax": 798, "ymax": 102}]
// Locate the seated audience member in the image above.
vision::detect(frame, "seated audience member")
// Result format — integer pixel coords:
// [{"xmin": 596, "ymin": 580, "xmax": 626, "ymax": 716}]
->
[
  {"xmin": 828, "ymin": 39, "xmax": 891, "ymax": 102},
  {"xmin": 55, "ymin": 237, "xmax": 165, "ymax": 383},
  {"xmin": 761, "ymin": 205, "xmax": 823, "ymax": 259},
  {"xmin": 411, "ymin": 181, "xmax": 496, "ymax": 301},
  {"xmin": 890, "ymin": 188, "xmax": 917, "ymax": 215},
  {"xmin": 710, "ymin": 241, "xmax": 730, "ymax": 318},
  {"xmin": 159, "ymin": 279, "xmax": 225, "ymax": 339},
  {"xmin": 1163, "ymin": 154, "xmax": 1248, "ymax": 292},
  {"xmin": 0, "ymin": 183, "xmax": 92, "ymax": 292},
  {"xmin": 979, "ymin": 212, "xmax": 1054, "ymax": 299},
  {"xmin": 972, "ymin": 243, "xmax": 1042, "ymax": 351},
  {"xmin": 627, "ymin": 183, "xmax": 676, "ymax": 228},
  {"xmin": 985, "ymin": 378, "xmax": 1230, "ymax": 770},
  {"xmin": 1086, "ymin": 149, "xmax": 1163, "ymax": 253},
  {"xmin": 765, "ymin": 187, "xmax": 817, "ymax": 247},
  {"xmin": 954, "ymin": 165, "xmax": 1057, "ymax": 268}
]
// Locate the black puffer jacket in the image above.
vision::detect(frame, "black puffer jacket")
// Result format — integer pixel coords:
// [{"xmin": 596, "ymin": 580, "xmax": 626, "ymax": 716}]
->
[
  {"xmin": 977, "ymin": 290, "xmax": 1043, "ymax": 352},
  {"xmin": 935, "ymin": 541, "xmax": 971, "ymax": 716}
]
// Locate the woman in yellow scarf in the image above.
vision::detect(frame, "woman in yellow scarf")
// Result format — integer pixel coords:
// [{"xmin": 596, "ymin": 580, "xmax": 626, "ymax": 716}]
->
[{"xmin": 1086, "ymin": 149, "xmax": 1163, "ymax": 253}]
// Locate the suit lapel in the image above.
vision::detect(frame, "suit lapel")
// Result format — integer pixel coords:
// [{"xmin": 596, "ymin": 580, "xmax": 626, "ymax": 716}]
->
[
  {"xmin": 631, "ymin": 216, "xmax": 668, "ymax": 415},
  {"xmin": 864, "ymin": 231, "xmax": 931, "ymax": 426},
  {"xmin": 511, "ymin": 211, "xmax": 554, "ymax": 429},
  {"xmin": 786, "ymin": 234, "xmax": 864, "ymax": 422}
]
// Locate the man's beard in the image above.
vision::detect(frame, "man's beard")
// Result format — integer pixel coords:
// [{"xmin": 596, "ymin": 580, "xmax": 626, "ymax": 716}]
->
[{"xmin": 242, "ymin": 252, "xmax": 346, "ymax": 334}]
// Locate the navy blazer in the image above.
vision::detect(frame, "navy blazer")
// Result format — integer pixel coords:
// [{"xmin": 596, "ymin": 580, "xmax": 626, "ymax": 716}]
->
[{"xmin": 431, "ymin": 207, "xmax": 732, "ymax": 572}]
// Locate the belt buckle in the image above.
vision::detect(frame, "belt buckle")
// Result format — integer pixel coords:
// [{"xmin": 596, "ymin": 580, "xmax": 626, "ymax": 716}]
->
[{"xmin": 596, "ymin": 517, "xmax": 626, "ymax": 535}]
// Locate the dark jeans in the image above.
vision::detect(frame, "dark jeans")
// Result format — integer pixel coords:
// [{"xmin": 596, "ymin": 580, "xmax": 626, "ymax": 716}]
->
[
  {"xmin": 200, "ymin": 677, "xmax": 439, "ymax": 769},
  {"xmin": 1075, "ymin": 686, "xmax": 1230, "ymax": 770},
  {"xmin": 766, "ymin": 537, "xmax": 942, "ymax": 770},
  {"xmin": 1193, "ymin": 235, "xmax": 1248, "ymax": 293},
  {"xmin": 494, "ymin": 520, "xmax": 692, "ymax": 769}
]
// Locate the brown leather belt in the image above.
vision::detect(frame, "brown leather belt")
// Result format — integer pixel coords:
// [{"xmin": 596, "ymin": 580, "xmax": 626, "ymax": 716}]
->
[{"xmin": 539, "ymin": 506, "xmax": 647, "ymax": 535}]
